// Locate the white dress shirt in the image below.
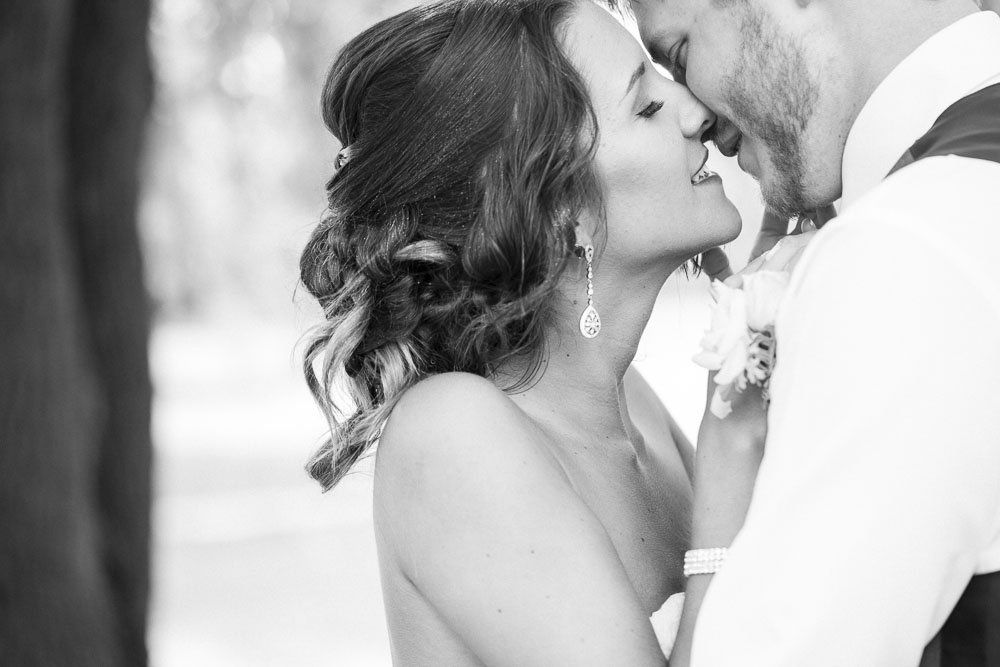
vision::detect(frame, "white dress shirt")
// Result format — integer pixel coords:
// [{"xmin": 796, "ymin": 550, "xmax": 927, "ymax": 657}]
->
[{"xmin": 691, "ymin": 12, "xmax": 1000, "ymax": 667}]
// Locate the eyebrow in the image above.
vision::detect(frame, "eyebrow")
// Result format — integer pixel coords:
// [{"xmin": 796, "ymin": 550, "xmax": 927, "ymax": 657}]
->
[{"xmin": 623, "ymin": 62, "xmax": 645, "ymax": 100}]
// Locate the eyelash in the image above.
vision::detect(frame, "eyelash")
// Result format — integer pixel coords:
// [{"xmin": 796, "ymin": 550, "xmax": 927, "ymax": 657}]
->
[{"xmin": 638, "ymin": 101, "xmax": 664, "ymax": 119}]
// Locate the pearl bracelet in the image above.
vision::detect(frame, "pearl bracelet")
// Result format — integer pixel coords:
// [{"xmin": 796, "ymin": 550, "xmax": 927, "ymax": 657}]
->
[{"xmin": 683, "ymin": 547, "xmax": 729, "ymax": 577}]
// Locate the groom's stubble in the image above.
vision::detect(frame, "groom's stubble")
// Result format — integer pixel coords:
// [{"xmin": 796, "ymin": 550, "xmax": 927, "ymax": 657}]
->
[{"xmin": 723, "ymin": 3, "xmax": 820, "ymax": 218}]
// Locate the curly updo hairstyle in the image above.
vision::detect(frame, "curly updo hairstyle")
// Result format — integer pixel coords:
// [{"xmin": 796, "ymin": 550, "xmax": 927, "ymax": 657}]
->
[{"xmin": 300, "ymin": 0, "xmax": 602, "ymax": 490}]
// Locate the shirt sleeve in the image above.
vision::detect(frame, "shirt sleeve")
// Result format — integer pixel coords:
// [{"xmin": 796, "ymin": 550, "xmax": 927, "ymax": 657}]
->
[{"xmin": 690, "ymin": 214, "xmax": 1000, "ymax": 666}]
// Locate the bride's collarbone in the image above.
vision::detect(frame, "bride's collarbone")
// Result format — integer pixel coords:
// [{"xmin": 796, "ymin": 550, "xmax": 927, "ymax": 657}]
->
[
  {"xmin": 508, "ymin": 396, "xmax": 692, "ymax": 527},
  {"xmin": 537, "ymin": 428, "xmax": 691, "ymax": 609},
  {"xmin": 480, "ymin": 397, "xmax": 692, "ymax": 610},
  {"xmin": 534, "ymin": 417, "xmax": 684, "ymax": 484},
  {"xmin": 532, "ymin": 423, "xmax": 690, "ymax": 519}
]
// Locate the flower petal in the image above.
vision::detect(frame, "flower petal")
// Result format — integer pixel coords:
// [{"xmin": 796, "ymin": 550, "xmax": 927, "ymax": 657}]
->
[
  {"xmin": 710, "ymin": 389, "xmax": 733, "ymax": 419},
  {"xmin": 714, "ymin": 333, "xmax": 751, "ymax": 385},
  {"xmin": 693, "ymin": 350, "xmax": 723, "ymax": 371},
  {"xmin": 743, "ymin": 270, "xmax": 790, "ymax": 331}
]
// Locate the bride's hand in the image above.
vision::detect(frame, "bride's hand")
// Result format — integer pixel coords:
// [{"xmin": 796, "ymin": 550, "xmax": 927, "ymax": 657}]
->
[
  {"xmin": 748, "ymin": 205, "xmax": 837, "ymax": 262},
  {"xmin": 724, "ymin": 228, "xmax": 817, "ymax": 289},
  {"xmin": 700, "ymin": 209, "xmax": 827, "ymax": 289},
  {"xmin": 700, "ymin": 246, "xmax": 733, "ymax": 283}
]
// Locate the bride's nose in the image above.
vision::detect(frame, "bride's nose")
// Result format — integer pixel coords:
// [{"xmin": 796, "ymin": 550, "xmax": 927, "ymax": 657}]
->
[{"xmin": 679, "ymin": 88, "xmax": 717, "ymax": 143}]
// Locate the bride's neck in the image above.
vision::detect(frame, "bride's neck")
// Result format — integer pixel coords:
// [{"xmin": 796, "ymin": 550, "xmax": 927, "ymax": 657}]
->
[{"xmin": 502, "ymin": 260, "xmax": 677, "ymax": 441}]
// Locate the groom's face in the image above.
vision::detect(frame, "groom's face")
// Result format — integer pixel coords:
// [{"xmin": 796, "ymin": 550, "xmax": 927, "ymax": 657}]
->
[{"xmin": 632, "ymin": 0, "xmax": 830, "ymax": 217}]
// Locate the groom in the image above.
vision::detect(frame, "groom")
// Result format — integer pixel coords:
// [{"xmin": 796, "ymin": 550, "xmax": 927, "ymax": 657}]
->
[{"xmin": 622, "ymin": 0, "xmax": 1000, "ymax": 665}]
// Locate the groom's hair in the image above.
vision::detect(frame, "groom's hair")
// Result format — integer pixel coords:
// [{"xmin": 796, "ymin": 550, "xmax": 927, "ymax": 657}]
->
[
  {"xmin": 603, "ymin": 0, "xmax": 640, "ymax": 15},
  {"xmin": 604, "ymin": 0, "xmax": 745, "ymax": 12},
  {"xmin": 301, "ymin": 0, "xmax": 602, "ymax": 490}
]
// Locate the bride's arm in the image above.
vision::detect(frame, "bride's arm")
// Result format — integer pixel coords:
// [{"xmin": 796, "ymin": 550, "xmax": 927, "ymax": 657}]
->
[
  {"xmin": 668, "ymin": 225, "xmax": 820, "ymax": 664},
  {"xmin": 668, "ymin": 378, "xmax": 768, "ymax": 667}
]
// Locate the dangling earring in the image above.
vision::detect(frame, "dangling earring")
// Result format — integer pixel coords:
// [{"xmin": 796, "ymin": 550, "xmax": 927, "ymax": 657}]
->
[{"xmin": 578, "ymin": 244, "xmax": 601, "ymax": 338}]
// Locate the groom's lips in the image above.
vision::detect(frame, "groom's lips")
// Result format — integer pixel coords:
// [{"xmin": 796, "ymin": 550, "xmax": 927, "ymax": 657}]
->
[
  {"xmin": 715, "ymin": 132, "xmax": 742, "ymax": 158},
  {"xmin": 711, "ymin": 119, "xmax": 743, "ymax": 158}
]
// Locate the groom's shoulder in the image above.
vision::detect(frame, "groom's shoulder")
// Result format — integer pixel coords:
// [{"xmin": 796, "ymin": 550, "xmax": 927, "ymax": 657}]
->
[
  {"xmin": 868, "ymin": 154, "xmax": 1000, "ymax": 216},
  {"xmin": 792, "ymin": 155, "xmax": 1000, "ymax": 315},
  {"xmin": 837, "ymin": 155, "xmax": 1000, "ymax": 258}
]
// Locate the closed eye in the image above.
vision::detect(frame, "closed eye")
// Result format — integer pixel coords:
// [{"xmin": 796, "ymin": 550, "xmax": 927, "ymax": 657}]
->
[
  {"xmin": 666, "ymin": 41, "xmax": 687, "ymax": 85},
  {"xmin": 637, "ymin": 100, "xmax": 664, "ymax": 119}
]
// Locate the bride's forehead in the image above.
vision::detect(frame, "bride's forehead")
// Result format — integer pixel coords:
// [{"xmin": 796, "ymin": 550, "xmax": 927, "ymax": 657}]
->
[
  {"xmin": 566, "ymin": 2, "xmax": 645, "ymax": 85},
  {"xmin": 564, "ymin": 2, "xmax": 644, "ymax": 66}
]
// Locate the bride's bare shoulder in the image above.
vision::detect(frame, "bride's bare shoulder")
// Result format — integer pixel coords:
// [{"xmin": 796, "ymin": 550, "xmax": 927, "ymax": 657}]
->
[
  {"xmin": 375, "ymin": 372, "xmax": 556, "ymax": 500},
  {"xmin": 384, "ymin": 371, "xmax": 513, "ymax": 431},
  {"xmin": 379, "ymin": 372, "xmax": 532, "ymax": 455},
  {"xmin": 373, "ymin": 372, "xmax": 583, "ymax": 577}
]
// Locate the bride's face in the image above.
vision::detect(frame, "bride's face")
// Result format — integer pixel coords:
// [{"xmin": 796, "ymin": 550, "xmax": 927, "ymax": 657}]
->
[{"xmin": 563, "ymin": 2, "xmax": 741, "ymax": 273}]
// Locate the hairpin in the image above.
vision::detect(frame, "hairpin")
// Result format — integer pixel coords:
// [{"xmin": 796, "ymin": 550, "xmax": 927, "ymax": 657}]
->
[{"xmin": 335, "ymin": 145, "xmax": 354, "ymax": 171}]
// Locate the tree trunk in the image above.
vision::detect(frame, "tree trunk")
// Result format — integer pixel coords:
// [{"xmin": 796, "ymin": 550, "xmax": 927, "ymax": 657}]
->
[{"xmin": 0, "ymin": 0, "xmax": 152, "ymax": 664}]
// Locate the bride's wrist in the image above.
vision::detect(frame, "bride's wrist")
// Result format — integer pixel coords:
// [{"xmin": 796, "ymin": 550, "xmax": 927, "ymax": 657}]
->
[
  {"xmin": 696, "ymin": 423, "xmax": 764, "ymax": 456},
  {"xmin": 694, "ymin": 441, "xmax": 764, "ymax": 494}
]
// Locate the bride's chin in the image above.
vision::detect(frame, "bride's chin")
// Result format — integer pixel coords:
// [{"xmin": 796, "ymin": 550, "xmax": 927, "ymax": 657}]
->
[
  {"xmin": 712, "ymin": 215, "xmax": 744, "ymax": 247},
  {"xmin": 695, "ymin": 225, "xmax": 743, "ymax": 257}
]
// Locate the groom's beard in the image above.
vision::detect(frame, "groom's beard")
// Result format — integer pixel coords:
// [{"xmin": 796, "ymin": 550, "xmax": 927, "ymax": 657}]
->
[{"xmin": 724, "ymin": 5, "xmax": 819, "ymax": 219}]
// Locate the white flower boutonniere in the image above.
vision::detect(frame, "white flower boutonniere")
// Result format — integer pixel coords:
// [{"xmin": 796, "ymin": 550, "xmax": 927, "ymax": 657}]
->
[{"xmin": 693, "ymin": 271, "xmax": 789, "ymax": 418}]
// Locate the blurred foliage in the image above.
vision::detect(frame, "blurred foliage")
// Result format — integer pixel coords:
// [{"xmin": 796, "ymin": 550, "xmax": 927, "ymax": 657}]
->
[{"xmin": 142, "ymin": 0, "xmax": 415, "ymax": 321}]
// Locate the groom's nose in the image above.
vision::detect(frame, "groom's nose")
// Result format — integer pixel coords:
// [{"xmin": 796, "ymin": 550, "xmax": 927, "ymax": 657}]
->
[
  {"xmin": 696, "ymin": 109, "xmax": 717, "ymax": 143},
  {"xmin": 680, "ymin": 90, "xmax": 717, "ymax": 142}
]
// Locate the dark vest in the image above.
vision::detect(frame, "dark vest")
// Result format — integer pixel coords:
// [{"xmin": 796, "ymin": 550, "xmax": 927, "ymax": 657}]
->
[{"xmin": 889, "ymin": 82, "xmax": 1000, "ymax": 667}]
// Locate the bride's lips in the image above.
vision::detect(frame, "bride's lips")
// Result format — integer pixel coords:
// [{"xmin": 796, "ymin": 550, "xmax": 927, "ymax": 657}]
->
[
  {"xmin": 690, "ymin": 149, "xmax": 719, "ymax": 185},
  {"xmin": 690, "ymin": 149, "xmax": 710, "ymax": 179}
]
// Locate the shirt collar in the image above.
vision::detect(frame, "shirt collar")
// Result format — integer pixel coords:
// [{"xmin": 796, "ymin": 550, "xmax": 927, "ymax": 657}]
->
[{"xmin": 840, "ymin": 12, "xmax": 1000, "ymax": 210}]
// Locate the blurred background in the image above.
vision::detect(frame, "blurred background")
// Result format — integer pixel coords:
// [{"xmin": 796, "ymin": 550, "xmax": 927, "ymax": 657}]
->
[{"xmin": 1, "ymin": 1, "xmax": 767, "ymax": 665}]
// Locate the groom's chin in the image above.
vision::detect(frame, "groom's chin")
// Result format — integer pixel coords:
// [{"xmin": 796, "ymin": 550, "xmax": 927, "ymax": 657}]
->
[
  {"xmin": 757, "ymin": 171, "xmax": 817, "ymax": 221},
  {"xmin": 764, "ymin": 163, "xmax": 843, "ymax": 220}
]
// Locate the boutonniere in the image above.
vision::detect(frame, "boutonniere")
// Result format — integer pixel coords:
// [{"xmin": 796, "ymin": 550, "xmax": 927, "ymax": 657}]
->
[{"xmin": 693, "ymin": 271, "xmax": 789, "ymax": 418}]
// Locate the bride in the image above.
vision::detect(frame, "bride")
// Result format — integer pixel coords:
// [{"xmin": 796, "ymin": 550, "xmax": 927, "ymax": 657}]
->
[{"xmin": 300, "ymin": 0, "xmax": 766, "ymax": 664}]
